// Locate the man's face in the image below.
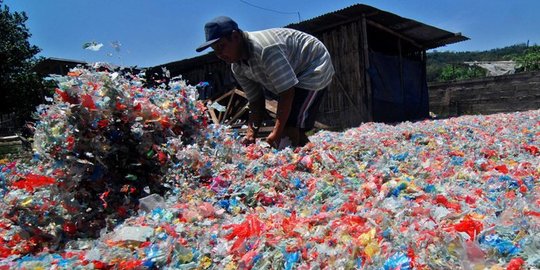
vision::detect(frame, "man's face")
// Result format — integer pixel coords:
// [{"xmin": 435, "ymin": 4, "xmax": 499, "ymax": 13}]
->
[{"xmin": 211, "ymin": 31, "xmax": 241, "ymax": 64}]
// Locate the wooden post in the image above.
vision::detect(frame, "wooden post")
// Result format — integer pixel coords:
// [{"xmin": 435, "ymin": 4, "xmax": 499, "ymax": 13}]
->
[
  {"xmin": 422, "ymin": 50, "xmax": 429, "ymax": 115},
  {"xmin": 361, "ymin": 15, "xmax": 373, "ymax": 122},
  {"xmin": 398, "ymin": 38, "xmax": 404, "ymax": 105}
]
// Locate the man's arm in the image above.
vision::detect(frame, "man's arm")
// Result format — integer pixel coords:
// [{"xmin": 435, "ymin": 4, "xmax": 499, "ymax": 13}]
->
[
  {"xmin": 233, "ymin": 68, "xmax": 266, "ymax": 145},
  {"xmin": 244, "ymin": 96, "xmax": 265, "ymax": 142},
  {"xmin": 266, "ymin": 87, "xmax": 294, "ymax": 147}
]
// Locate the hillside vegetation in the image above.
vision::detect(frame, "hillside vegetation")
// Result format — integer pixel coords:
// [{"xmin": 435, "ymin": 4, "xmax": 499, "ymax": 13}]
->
[{"xmin": 427, "ymin": 43, "xmax": 540, "ymax": 82}]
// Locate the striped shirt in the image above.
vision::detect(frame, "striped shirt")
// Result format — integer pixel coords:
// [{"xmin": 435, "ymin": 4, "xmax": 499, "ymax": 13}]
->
[{"xmin": 232, "ymin": 28, "xmax": 334, "ymax": 102}]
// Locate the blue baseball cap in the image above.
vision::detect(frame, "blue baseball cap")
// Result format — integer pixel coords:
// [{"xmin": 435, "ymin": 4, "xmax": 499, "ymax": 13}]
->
[{"xmin": 196, "ymin": 16, "xmax": 239, "ymax": 52}]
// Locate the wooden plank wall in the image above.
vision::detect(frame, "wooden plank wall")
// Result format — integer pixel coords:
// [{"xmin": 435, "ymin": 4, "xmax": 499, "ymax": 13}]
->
[
  {"xmin": 170, "ymin": 61, "xmax": 234, "ymax": 94},
  {"xmin": 429, "ymin": 71, "xmax": 540, "ymax": 117},
  {"xmin": 0, "ymin": 113, "xmax": 17, "ymax": 136},
  {"xmin": 315, "ymin": 20, "xmax": 367, "ymax": 129}
]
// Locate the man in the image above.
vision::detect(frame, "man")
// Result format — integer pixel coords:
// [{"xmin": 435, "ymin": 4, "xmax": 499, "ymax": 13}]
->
[{"xmin": 196, "ymin": 16, "xmax": 334, "ymax": 148}]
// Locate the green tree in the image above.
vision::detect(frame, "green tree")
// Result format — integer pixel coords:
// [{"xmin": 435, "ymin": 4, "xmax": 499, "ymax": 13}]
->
[
  {"xmin": 514, "ymin": 45, "xmax": 540, "ymax": 71},
  {"xmin": 439, "ymin": 64, "xmax": 484, "ymax": 82},
  {"xmin": 0, "ymin": 3, "xmax": 48, "ymax": 130}
]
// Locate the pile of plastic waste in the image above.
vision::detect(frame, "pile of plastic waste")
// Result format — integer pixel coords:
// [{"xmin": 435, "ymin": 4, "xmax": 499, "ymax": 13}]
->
[{"xmin": 0, "ymin": 67, "xmax": 538, "ymax": 269}]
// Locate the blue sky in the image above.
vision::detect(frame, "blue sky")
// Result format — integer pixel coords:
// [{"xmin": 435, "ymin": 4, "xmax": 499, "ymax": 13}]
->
[{"xmin": 5, "ymin": 0, "xmax": 540, "ymax": 68}]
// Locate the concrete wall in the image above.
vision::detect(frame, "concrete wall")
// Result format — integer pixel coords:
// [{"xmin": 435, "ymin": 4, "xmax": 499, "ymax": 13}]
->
[{"xmin": 428, "ymin": 71, "xmax": 540, "ymax": 117}]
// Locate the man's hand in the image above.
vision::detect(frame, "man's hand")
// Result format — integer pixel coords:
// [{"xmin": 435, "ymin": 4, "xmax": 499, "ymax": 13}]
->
[
  {"xmin": 266, "ymin": 129, "xmax": 282, "ymax": 148},
  {"xmin": 243, "ymin": 97, "xmax": 264, "ymax": 146},
  {"xmin": 242, "ymin": 123, "xmax": 258, "ymax": 145},
  {"xmin": 242, "ymin": 122, "xmax": 259, "ymax": 145}
]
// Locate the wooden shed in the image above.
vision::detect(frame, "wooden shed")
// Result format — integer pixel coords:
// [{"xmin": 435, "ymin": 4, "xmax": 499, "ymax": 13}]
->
[
  {"xmin": 34, "ymin": 57, "xmax": 87, "ymax": 76},
  {"xmin": 153, "ymin": 4, "xmax": 468, "ymax": 129}
]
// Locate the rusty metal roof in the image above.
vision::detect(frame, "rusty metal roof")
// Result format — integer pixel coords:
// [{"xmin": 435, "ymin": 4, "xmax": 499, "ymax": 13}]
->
[{"xmin": 286, "ymin": 4, "xmax": 468, "ymax": 50}]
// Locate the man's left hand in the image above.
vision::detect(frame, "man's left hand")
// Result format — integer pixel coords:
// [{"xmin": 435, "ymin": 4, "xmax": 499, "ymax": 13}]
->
[{"xmin": 266, "ymin": 130, "xmax": 281, "ymax": 148}]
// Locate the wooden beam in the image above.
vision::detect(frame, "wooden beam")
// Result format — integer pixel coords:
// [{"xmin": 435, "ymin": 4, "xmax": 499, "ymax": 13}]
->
[
  {"xmin": 362, "ymin": 15, "xmax": 373, "ymax": 122},
  {"xmin": 265, "ymin": 99, "xmax": 278, "ymax": 114},
  {"xmin": 366, "ymin": 19, "xmax": 423, "ymax": 49},
  {"xmin": 222, "ymin": 91, "xmax": 236, "ymax": 122},
  {"xmin": 228, "ymin": 106, "xmax": 248, "ymax": 124},
  {"xmin": 207, "ymin": 107, "xmax": 220, "ymax": 124},
  {"xmin": 234, "ymin": 88, "xmax": 247, "ymax": 98}
]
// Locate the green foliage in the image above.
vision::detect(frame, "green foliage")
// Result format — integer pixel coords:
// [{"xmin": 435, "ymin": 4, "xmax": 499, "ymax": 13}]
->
[
  {"xmin": 439, "ymin": 64, "xmax": 484, "ymax": 82},
  {"xmin": 427, "ymin": 43, "xmax": 535, "ymax": 82},
  {"xmin": 0, "ymin": 4, "xmax": 48, "ymax": 128},
  {"xmin": 514, "ymin": 45, "xmax": 540, "ymax": 71}
]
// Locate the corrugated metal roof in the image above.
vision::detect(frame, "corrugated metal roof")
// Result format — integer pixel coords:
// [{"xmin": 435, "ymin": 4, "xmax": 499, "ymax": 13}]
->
[{"xmin": 286, "ymin": 4, "xmax": 468, "ymax": 50}]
